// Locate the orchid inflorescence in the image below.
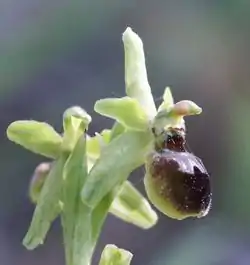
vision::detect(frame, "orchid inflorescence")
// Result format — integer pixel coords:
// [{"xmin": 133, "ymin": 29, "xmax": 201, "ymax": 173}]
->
[{"xmin": 6, "ymin": 27, "xmax": 211, "ymax": 265}]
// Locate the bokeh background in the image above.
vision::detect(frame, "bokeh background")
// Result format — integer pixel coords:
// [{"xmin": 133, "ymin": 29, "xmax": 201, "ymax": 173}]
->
[{"xmin": 1, "ymin": 1, "xmax": 250, "ymax": 264}]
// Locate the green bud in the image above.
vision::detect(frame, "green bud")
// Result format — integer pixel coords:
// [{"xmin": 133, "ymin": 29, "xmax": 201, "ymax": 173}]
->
[
  {"xmin": 99, "ymin": 245, "xmax": 133, "ymax": 265},
  {"xmin": 23, "ymin": 155, "xmax": 68, "ymax": 249},
  {"xmin": 62, "ymin": 106, "xmax": 91, "ymax": 152},
  {"xmin": 29, "ymin": 162, "xmax": 51, "ymax": 204},
  {"xmin": 63, "ymin": 106, "xmax": 91, "ymax": 132}
]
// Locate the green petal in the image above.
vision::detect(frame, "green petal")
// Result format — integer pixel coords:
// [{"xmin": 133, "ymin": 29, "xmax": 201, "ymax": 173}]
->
[
  {"xmin": 61, "ymin": 134, "xmax": 93, "ymax": 265},
  {"xmin": 7, "ymin": 120, "xmax": 62, "ymax": 158},
  {"xmin": 23, "ymin": 155, "xmax": 68, "ymax": 249},
  {"xmin": 94, "ymin": 97, "xmax": 148, "ymax": 131},
  {"xmin": 99, "ymin": 245, "xmax": 133, "ymax": 265},
  {"xmin": 110, "ymin": 181, "xmax": 158, "ymax": 229},
  {"xmin": 81, "ymin": 130, "xmax": 152, "ymax": 208},
  {"xmin": 158, "ymin": 87, "xmax": 174, "ymax": 112},
  {"xmin": 122, "ymin": 27, "xmax": 156, "ymax": 119}
]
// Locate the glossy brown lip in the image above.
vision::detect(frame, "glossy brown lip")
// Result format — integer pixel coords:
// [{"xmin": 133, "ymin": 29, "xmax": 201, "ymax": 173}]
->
[
  {"xmin": 149, "ymin": 127, "xmax": 212, "ymax": 217},
  {"xmin": 150, "ymin": 150, "xmax": 212, "ymax": 216}
]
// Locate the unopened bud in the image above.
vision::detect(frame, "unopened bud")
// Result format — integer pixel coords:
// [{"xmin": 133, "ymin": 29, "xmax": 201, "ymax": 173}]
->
[
  {"xmin": 62, "ymin": 106, "xmax": 91, "ymax": 152},
  {"xmin": 63, "ymin": 106, "xmax": 91, "ymax": 132},
  {"xmin": 29, "ymin": 162, "xmax": 52, "ymax": 203}
]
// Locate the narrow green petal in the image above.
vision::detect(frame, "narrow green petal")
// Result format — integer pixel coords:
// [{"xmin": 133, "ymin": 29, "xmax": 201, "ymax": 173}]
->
[
  {"xmin": 158, "ymin": 87, "xmax": 174, "ymax": 112},
  {"xmin": 7, "ymin": 120, "xmax": 62, "ymax": 158},
  {"xmin": 94, "ymin": 97, "xmax": 148, "ymax": 131},
  {"xmin": 81, "ymin": 130, "xmax": 152, "ymax": 208},
  {"xmin": 122, "ymin": 27, "xmax": 156, "ymax": 118},
  {"xmin": 23, "ymin": 155, "xmax": 67, "ymax": 249},
  {"xmin": 99, "ymin": 245, "xmax": 133, "ymax": 265},
  {"xmin": 110, "ymin": 181, "xmax": 158, "ymax": 229}
]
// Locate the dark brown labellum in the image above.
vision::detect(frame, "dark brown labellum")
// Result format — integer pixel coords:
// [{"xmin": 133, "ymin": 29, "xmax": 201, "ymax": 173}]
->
[{"xmin": 148, "ymin": 127, "xmax": 212, "ymax": 218}]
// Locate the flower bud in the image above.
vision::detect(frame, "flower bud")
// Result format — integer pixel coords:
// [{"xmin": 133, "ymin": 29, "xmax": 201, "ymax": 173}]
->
[
  {"xmin": 63, "ymin": 106, "xmax": 91, "ymax": 131},
  {"xmin": 99, "ymin": 244, "xmax": 133, "ymax": 265},
  {"xmin": 62, "ymin": 106, "xmax": 91, "ymax": 152},
  {"xmin": 29, "ymin": 162, "xmax": 51, "ymax": 203}
]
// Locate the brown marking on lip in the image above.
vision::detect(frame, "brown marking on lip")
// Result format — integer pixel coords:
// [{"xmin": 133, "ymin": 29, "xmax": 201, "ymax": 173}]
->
[{"xmin": 148, "ymin": 127, "xmax": 212, "ymax": 217}]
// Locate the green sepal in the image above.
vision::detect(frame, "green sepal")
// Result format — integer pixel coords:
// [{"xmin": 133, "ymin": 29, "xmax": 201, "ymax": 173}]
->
[
  {"xmin": 122, "ymin": 27, "xmax": 156, "ymax": 119},
  {"xmin": 7, "ymin": 120, "xmax": 62, "ymax": 158},
  {"xmin": 110, "ymin": 181, "xmax": 158, "ymax": 229}
]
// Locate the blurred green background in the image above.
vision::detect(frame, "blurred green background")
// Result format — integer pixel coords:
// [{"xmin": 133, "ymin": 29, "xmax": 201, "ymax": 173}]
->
[{"xmin": 1, "ymin": 1, "xmax": 250, "ymax": 264}]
